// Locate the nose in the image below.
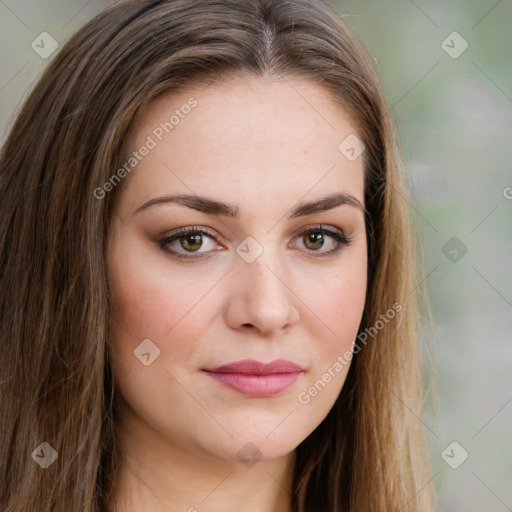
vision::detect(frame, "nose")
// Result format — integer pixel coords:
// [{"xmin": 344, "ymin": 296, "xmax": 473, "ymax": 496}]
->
[{"xmin": 224, "ymin": 252, "xmax": 300, "ymax": 336}]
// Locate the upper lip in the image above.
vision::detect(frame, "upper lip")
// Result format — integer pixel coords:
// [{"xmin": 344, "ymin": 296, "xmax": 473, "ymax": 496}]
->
[{"xmin": 203, "ymin": 358, "xmax": 304, "ymax": 375}]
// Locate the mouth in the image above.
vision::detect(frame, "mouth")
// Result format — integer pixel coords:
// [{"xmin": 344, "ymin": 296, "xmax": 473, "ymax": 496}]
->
[{"xmin": 202, "ymin": 358, "xmax": 305, "ymax": 397}]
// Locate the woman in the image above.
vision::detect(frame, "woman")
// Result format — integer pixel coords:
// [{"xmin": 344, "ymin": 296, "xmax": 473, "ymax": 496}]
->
[{"xmin": 0, "ymin": 0, "xmax": 436, "ymax": 510}]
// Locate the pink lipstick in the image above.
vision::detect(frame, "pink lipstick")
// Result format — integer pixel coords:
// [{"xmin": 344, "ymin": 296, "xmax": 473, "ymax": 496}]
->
[{"xmin": 202, "ymin": 358, "xmax": 304, "ymax": 397}]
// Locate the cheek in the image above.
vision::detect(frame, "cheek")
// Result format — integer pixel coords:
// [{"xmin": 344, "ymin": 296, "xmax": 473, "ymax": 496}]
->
[
  {"xmin": 107, "ymin": 235, "xmax": 215, "ymax": 378},
  {"xmin": 109, "ymin": 232, "xmax": 214, "ymax": 336},
  {"xmin": 296, "ymin": 250, "xmax": 367, "ymax": 392},
  {"xmin": 294, "ymin": 268, "xmax": 366, "ymax": 416},
  {"xmin": 303, "ymin": 255, "xmax": 367, "ymax": 344}
]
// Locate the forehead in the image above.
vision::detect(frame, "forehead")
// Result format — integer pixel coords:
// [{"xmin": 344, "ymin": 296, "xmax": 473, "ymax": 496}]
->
[{"xmin": 118, "ymin": 74, "xmax": 365, "ymax": 214}]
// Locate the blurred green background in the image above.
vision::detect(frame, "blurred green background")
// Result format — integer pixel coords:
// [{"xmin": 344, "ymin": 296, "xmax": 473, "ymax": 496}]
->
[{"xmin": 1, "ymin": 1, "xmax": 511, "ymax": 510}]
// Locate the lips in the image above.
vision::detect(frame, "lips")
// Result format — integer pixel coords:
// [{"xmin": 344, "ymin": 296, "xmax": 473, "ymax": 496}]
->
[
  {"xmin": 204, "ymin": 358, "xmax": 304, "ymax": 374},
  {"xmin": 202, "ymin": 358, "xmax": 304, "ymax": 397}
]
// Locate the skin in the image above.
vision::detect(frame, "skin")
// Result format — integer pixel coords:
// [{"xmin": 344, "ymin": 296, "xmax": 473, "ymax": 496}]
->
[{"xmin": 107, "ymin": 74, "xmax": 367, "ymax": 512}]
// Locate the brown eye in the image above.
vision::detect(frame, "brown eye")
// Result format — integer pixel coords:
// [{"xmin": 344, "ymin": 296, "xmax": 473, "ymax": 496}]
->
[
  {"xmin": 157, "ymin": 227, "xmax": 220, "ymax": 258},
  {"xmin": 293, "ymin": 225, "xmax": 352, "ymax": 257},
  {"xmin": 158, "ymin": 225, "xmax": 351, "ymax": 261},
  {"xmin": 179, "ymin": 234, "xmax": 203, "ymax": 252},
  {"xmin": 302, "ymin": 232, "xmax": 325, "ymax": 250}
]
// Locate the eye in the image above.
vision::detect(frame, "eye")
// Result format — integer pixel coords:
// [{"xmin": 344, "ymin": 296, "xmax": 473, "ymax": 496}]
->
[
  {"xmin": 292, "ymin": 224, "xmax": 352, "ymax": 257},
  {"xmin": 156, "ymin": 224, "xmax": 352, "ymax": 260},
  {"xmin": 157, "ymin": 226, "xmax": 222, "ymax": 259}
]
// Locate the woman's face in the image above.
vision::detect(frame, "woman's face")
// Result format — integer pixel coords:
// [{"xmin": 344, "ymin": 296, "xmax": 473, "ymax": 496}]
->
[{"xmin": 108, "ymin": 74, "xmax": 367, "ymax": 465}]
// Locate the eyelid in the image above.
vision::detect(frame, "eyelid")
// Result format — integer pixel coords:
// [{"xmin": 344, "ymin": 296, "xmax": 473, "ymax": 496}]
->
[{"xmin": 293, "ymin": 223, "xmax": 345, "ymax": 239}]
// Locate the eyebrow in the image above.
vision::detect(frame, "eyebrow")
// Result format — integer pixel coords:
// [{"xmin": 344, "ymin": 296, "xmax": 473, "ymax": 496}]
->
[{"xmin": 134, "ymin": 192, "xmax": 365, "ymax": 219}]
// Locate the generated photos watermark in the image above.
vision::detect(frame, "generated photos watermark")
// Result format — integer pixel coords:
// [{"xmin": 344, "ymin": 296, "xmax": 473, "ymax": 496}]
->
[
  {"xmin": 94, "ymin": 97, "xmax": 198, "ymax": 200},
  {"xmin": 297, "ymin": 302, "xmax": 403, "ymax": 405}
]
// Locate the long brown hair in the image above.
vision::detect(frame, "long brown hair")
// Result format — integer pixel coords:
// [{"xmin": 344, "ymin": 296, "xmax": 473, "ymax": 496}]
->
[{"xmin": 0, "ymin": 0, "xmax": 436, "ymax": 510}]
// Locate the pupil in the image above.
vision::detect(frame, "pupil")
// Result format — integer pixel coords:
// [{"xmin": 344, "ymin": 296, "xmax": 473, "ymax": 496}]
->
[
  {"xmin": 182, "ymin": 234, "xmax": 202, "ymax": 251},
  {"xmin": 306, "ymin": 232, "xmax": 323, "ymax": 249}
]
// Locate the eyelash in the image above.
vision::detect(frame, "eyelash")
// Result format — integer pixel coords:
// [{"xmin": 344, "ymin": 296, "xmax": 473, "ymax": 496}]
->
[{"xmin": 156, "ymin": 224, "xmax": 352, "ymax": 260}]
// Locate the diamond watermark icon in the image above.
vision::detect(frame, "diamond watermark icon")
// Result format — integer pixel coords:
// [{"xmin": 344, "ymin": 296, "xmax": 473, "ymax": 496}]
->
[
  {"xmin": 441, "ymin": 32, "xmax": 468, "ymax": 59},
  {"xmin": 338, "ymin": 133, "xmax": 365, "ymax": 161},
  {"xmin": 442, "ymin": 236, "xmax": 468, "ymax": 263},
  {"xmin": 237, "ymin": 442, "xmax": 262, "ymax": 468},
  {"xmin": 31, "ymin": 442, "xmax": 58, "ymax": 469},
  {"xmin": 134, "ymin": 338, "xmax": 161, "ymax": 366},
  {"xmin": 236, "ymin": 236, "xmax": 263, "ymax": 263},
  {"xmin": 31, "ymin": 32, "xmax": 59, "ymax": 59},
  {"xmin": 441, "ymin": 441, "xmax": 469, "ymax": 469}
]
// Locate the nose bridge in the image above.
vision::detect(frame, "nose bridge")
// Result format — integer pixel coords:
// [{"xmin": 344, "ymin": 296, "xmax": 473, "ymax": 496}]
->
[{"xmin": 229, "ymin": 241, "xmax": 299, "ymax": 333}]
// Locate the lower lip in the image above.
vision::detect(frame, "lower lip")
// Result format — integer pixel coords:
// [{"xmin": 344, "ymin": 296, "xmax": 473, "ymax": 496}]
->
[{"xmin": 203, "ymin": 371, "xmax": 302, "ymax": 397}]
